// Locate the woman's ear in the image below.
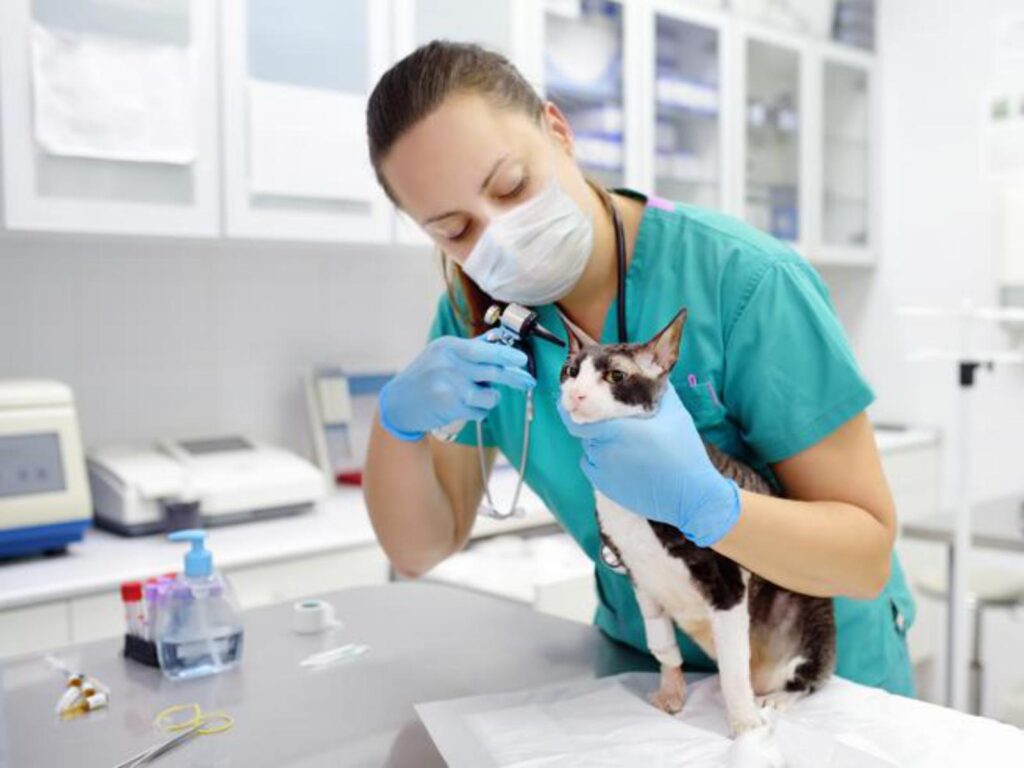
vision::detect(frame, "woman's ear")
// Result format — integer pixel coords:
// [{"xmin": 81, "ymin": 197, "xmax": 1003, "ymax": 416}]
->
[
  {"xmin": 542, "ymin": 101, "xmax": 575, "ymax": 158},
  {"xmin": 644, "ymin": 308, "xmax": 687, "ymax": 373}
]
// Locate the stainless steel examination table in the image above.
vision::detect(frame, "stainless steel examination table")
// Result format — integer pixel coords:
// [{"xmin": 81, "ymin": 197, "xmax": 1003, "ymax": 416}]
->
[{"xmin": 0, "ymin": 582, "xmax": 661, "ymax": 767}]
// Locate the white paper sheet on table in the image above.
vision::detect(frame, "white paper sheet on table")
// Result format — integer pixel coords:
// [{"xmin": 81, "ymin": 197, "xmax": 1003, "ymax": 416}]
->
[
  {"xmin": 31, "ymin": 24, "xmax": 198, "ymax": 164},
  {"xmin": 247, "ymin": 79, "xmax": 375, "ymax": 202},
  {"xmin": 415, "ymin": 672, "xmax": 1024, "ymax": 768}
]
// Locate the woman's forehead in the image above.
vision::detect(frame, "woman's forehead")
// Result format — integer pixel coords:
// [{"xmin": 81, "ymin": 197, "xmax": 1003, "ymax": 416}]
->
[{"xmin": 381, "ymin": 94, "xmax": 542, "ymax": 219}]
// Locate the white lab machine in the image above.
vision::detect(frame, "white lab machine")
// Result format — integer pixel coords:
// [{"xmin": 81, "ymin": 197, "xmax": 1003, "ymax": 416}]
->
[
  {"xmin": 305, "ymin": 367, "xmax": 392, "ymax": 485},
  {"xmin": 88, "ymin": 436, "xmax": 327, "ymax": 536},
  {"xmin": 0, "ymin": 379, "xmax": 92, "ymax": 558}
]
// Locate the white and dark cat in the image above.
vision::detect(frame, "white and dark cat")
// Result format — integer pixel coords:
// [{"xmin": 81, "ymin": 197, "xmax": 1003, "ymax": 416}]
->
[{"xmin": 559, "ymin": 308, "xmax": 835, "ymax": 736}]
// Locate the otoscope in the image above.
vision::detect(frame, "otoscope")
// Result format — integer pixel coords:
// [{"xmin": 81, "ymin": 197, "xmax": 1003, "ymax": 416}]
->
[
  {"xmin": 431, "ymin": 303, "xmax": 563, "ymax": 447},
  {"xmin": 483, "ymin": 303, "xmax": 565, "ymax": 377}
]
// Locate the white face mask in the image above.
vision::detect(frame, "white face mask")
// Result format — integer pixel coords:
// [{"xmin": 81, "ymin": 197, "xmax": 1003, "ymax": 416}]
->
[{"xmin": 461, "ymin": 174, "xmax": 594, "ymax": 306}]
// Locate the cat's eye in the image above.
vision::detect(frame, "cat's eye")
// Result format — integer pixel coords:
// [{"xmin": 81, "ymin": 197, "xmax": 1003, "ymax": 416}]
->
[
  {"xmin": 564, "ymin": 364, "xmax": 579, "ymax": 378},
  {"xmin": 605, "ymin": 370, "xmax": 625, "ymax": 383}
]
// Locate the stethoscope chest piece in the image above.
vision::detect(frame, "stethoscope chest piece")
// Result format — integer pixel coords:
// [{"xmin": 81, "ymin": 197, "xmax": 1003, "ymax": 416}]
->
[{"xmin": 600, "ymin": 543, "xmax": 628, "ymax": 575}]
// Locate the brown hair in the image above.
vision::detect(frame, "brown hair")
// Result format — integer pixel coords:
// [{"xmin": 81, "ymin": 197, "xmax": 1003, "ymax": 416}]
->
[{"xmin": 366, "ymin": 41, "xmax": 545, "ymax": 336}]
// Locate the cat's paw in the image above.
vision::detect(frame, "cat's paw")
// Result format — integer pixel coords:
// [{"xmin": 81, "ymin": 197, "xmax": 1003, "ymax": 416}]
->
[
  {"xmin": 649, "ymin": 685, "xmax": 686, "ymax": 714},
  {"xmin": 728, "ymin": 708, "xmax": 766, "ymax": 737},
  {"xmin": 755, "ymin": 690, "xmax": 803, "ymax": 713}
]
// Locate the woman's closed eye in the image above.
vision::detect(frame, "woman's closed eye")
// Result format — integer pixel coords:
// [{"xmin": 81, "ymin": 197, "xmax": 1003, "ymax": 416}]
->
[
  {"xmin": 444, "ymin": 221, "xmax": 473, "ymax": 242},
  {"xmin": 496, "ymin": 173, "xmax": 528, "ymax": 200},
  {"xmin": 439, "ymin": 181, "xmax": 528, "ymax": 243}
]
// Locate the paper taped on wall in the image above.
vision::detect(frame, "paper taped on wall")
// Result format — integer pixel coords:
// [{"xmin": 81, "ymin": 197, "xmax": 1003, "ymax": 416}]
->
[{"xmin": 31, "ymin": 23, "xmax": 198, "ymax": 165}]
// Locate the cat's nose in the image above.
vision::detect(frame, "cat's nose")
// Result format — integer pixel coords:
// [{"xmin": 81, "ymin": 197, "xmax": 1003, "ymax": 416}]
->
[{"xmin": 569, "ymin": 391, "xmax": 587, "ymax": 405}]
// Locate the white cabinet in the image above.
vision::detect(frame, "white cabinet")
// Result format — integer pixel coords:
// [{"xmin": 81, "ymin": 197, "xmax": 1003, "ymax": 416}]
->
[
  {"xmin": 220, "ymin": 0, "xmax": 392, "ymax": 242},
  {"xmin": 227, "ymin": 546, "xmax": 389, "ymax": 610},
  {"xmin": 0, "ymin": 0, "xmax": 879, "ymax": 261},
  {"xmin": 815, "ymin": 47, "xmax": 876, "ymax": 265},
  {"xmin": 0, "ymin": 0, "xmax": 220, "ymax": 236},
  {"xmin": 738, "ymin": 29, "xmax": 806, "ymax": 252},
  {"xmin": 0, "ymin": 602, "xmax": 70, "ymax": 659},
  {"xmin": 538, "ymin": 0, "xmax": 647, "ymax": 192},
  {"xmin": 648, "ymin": 3, "xmax": 732, "ymax": 209}
]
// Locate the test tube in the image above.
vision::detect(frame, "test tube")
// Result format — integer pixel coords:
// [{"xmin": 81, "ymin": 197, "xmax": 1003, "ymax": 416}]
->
[
  {"xmin": 120, "ymin": 582, "xmax": 143, "ymax": 637},
  {"xmin": 143, "ymin": 581, "xmax": 160, "ymax": 641}
]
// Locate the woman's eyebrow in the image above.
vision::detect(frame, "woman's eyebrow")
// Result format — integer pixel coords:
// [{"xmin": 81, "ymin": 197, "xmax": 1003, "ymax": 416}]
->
[{"xmin": 421, "ymin": 153, "xmax": 510, "ymax": 226}]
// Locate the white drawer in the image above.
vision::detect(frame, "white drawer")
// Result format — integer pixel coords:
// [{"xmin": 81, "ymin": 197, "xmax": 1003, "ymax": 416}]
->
[
  {"xmin": 0, "ymin": 601, "xmax": 70, "ymax": 659},
  {"xmin": 69, "ymin": 591, "xmax": 126, "ymax": 644},
  {"xmin": 226, "ymin": 546, "xmax": 389, "ymax": 609}
]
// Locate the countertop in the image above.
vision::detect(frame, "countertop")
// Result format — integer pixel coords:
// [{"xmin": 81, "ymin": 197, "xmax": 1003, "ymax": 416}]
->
[
  {"xmin": 0, "ymin": 468, "xmax": 556, "ymax": 611},
  {"xmin": 0, "ymin": 427, "xmax": 939, "ymax": 612},
  {"xmin": 0, "ymin": 582, "xmax": 663, "ymax": 768},
  {"xmin": 902, "ymin": 494, "xmax": 1024, "ymax": 553}
]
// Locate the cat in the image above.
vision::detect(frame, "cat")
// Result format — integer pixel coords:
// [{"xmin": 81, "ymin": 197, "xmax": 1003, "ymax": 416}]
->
[{"xmin": 559, "ymin": 307, "xmax": 836, "ymax": 736}]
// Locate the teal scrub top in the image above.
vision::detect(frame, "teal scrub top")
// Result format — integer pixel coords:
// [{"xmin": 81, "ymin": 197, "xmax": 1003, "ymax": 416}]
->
[{"xmin": 428, "ymin": 191, "xmax": 917, "ymax": 696}]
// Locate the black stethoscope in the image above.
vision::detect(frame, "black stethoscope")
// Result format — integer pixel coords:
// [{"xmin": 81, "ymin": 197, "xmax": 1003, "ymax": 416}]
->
[
  {"xmin": 560, "ymin": 191, "xmax": 628, "ymax": 343},
  {"xmin": 611, "ymin": 193, "xmax": 628, "ymax": 345},
  {"xmin": 601, "ymin": 193, "xmax": 631, "ymax": 572}
]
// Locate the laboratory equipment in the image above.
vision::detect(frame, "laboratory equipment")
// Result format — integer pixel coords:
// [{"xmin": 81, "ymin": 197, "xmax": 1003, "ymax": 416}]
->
[
  {"xmin": 113, "ymin": 721, "xmax": 205, "ymax": 768},
  {"xmin": 291, "ymin": 598, "xmax": 341, "ymax": 634},
  {"xmin": 50, "ymin": 665, "xmax": 110, "ymax": 720},
  {"xmin": 306, "ymin": 368, "xmax": 405, "ymax": 485},
  {"xmin": 88, "ymin": 435, "xmax": 326, "ymax": 535},
  {"xmin": 113, "ymin": 704, "xmax": 233, "ymax": 768},
  {"xmin": 154, "ymin": 529, "xmax": 244, "ymax": 680},
  {"xmin": 299, "ymin": 643, "xmax": 369, "ymax": 669},
  {"xmin": 0, "ymin": 379, "xmax": 91, "ymax": 559}
]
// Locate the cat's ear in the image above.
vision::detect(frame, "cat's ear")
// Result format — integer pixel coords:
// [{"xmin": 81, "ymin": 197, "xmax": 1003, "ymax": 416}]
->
[
  {"xmin": 561, "ymin": 319, "xmax": 584, "ymax": 357},
  {"xmin": 645, "ymin": 308, "xmax": 687, "ymax": 373}
]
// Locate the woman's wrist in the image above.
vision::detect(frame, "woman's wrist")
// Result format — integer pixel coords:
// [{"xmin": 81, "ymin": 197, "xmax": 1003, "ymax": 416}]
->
[
  {"xmin": 377, "ymin": 382, "xmax": 426, "ymax": 442},
  {"xmin": 680, "ymin": 476, "xmax": 741, "ymax": 547}
]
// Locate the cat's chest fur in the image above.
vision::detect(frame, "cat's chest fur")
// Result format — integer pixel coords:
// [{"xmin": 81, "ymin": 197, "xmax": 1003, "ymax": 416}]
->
[{"xmin": 596, "ymin": 491, "xmax": 727, "ymax": 655}]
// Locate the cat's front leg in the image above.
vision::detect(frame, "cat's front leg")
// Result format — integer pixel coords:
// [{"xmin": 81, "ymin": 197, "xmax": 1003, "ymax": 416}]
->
[
  {"xmin": 635, "ymin": 587, "xmax": 686, "ymax": 714},
  {"xmin": 709, "ymin": 601, "xmax": 765, "ymax": 736}
]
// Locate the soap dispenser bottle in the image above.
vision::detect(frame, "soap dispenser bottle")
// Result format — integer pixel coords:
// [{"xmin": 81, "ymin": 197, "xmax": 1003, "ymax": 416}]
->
[{"xmin": 155, "ymin": 529, "xmax": 244, "ymax": 680}]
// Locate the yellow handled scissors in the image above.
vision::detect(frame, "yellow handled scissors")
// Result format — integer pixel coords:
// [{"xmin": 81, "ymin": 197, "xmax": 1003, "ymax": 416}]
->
[{"xmin": 112, "ymin": 704, "xmax": 233, "ymax": 768}]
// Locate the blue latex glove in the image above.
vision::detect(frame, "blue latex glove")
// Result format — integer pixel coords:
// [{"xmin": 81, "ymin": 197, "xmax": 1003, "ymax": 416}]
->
[
  {"xmin": 379, "ymin": 332, "xmax": 535, "ymax": 441},
  {"xmin": 558, "ymin": 384, "xmax": 740, "ymax": 547}
]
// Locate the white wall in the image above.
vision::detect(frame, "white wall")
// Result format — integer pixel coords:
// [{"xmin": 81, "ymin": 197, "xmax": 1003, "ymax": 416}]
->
[
  {"xmin": 827, "ymin": 0, "xmax": 1024, "ymax": 505},
  {"xmin": 0, "ymin": 234, "xmax": 443, "ymax": 457},
  {"xmin": 824, "ymin": 0, "xmax": 1024, "ymax": 719}
]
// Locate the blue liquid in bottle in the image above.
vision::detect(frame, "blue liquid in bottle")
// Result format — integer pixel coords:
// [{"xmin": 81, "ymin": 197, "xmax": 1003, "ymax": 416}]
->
[{"xmin": 156, "ymin": 531, "xmax": 244, "ymax": 680}]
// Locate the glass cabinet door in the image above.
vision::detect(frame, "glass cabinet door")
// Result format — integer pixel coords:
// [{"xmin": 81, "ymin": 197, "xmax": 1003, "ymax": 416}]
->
[
  {"xmin": 744, "ymin": 39, "xmax": 801, "ymax": 243},
  {"xmin": 221, "ymin": 0, "xmax": 390, "ymax": 241},
  {"xmin": 653, "ymin": 14, "xmax": 721, "ymax": 207},
  {"xmin": 0, "ymin": 0, "xmax": 219, "ymax": 235},
  {"xmin": 822, "ymin": 61, "xmax": 870, "ymax": 251},
  {"xmin": 544, "ymin": 0, "xmax": 625, "ymax": 189},
  {"xmin": 413, "ymin": 0, "xmax": 514, "ymax": 56}
]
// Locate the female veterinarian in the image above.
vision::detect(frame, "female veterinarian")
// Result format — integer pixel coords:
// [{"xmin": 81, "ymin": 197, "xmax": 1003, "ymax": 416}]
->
[{"xmin": 362, "ymin": 41, "xmax": 916, "ymax": 696}]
